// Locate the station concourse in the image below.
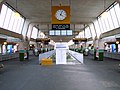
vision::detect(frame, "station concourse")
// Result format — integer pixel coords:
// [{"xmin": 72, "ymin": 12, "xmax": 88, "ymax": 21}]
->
[{"xmin": 0, "ymin": 0, "xmax": 120, "ymax": 90}]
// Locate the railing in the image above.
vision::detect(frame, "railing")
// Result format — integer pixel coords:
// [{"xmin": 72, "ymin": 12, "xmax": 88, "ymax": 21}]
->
[
  {"xmin": 68, "ymin": 50, "xmax": 84, "ymax": 64},
  {"xmin": 104, "ymin": 51, "xmax": 120, "ymax": 60},
  {"xmin": 0, "ymin": 52, "xmax": 19, "ymax": 61},
  {"xmin": 89, "ymin": 49, "xmax": 120, "ymax": 60},
  {"xmin": 39, "ymin": 50, "xmax": 55, "ymax": 64}
]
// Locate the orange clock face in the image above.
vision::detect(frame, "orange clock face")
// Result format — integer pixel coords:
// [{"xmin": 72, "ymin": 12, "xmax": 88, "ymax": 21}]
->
[{"xmin": 51, "ymin": 6, "xmax": 70, "ymax": 24}]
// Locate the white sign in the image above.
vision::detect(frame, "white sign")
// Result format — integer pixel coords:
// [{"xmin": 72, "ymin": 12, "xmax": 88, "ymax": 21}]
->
[
  {"xmin": 56, "ymin": 49, "xmax": 67, "ymax": 64},
  {"xmin": 55, "ymin": 43, "xmax": 68, "ymax": 64}
]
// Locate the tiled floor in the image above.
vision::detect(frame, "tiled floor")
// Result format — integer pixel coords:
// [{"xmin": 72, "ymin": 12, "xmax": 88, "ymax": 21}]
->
[{"xmin": 0, "ymin": 54, "xmax": 120, "ymax": 90}]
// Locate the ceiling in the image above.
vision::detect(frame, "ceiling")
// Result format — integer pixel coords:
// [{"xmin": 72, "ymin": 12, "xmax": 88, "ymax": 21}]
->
[{"xmin": 6, "ymin": 0, "xmax": 115, "ymax": 42}]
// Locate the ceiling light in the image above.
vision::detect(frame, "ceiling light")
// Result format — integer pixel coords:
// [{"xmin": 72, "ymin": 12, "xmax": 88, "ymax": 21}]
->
[
  {"xmin": 14, "ymin": 12, "xmax": 20, "ymax": 17},
  {"xmin": 16, "ymin": 43, "xmax": 19, "ymax": 46},
  {"xmin": 102, "ymin": 11, "xmax": 108, "ymax": 18},
  {"xmin": 116, "ymin": 41, "xmax": 119, "ymax": 44},
  {"xmin": 4, "ymin": 42, "xmax": 7, "ymax": 45},
  {"xmin": 104, "ymin": 42, "xmax": 107, "ymax": 45}
]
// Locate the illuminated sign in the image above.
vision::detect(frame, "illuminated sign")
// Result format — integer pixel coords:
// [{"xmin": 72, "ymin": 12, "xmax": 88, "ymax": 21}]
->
[{"xmin": 52, "ymin": 24, "xmax": 70, "ymax": 30}]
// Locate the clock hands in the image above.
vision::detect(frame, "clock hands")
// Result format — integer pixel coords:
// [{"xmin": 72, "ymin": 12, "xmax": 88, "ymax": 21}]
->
[
  {"xmin": 55, "ymin": 9, "xmax": 66, "ymax": 20},
  {"xmin": 60, "ymin": 10, "xmax": 66, "ymax": 17},
  {"xmin": 60, "ymin": 10, "xmax": 63, "ymax": 16}
]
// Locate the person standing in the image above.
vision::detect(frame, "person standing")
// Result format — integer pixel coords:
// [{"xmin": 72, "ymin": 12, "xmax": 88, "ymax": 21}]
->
[{"xmin": 24, "ymin": 47, "xmax": 29, "ymax": 60}]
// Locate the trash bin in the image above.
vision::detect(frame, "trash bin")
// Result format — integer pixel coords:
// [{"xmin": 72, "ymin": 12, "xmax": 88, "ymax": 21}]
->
[
  {"xmin": 98, "ymin": 49, "xmax": 104, "ymax": 61},
  {"xmin": 19, "ymin": 50, "xmax": 25, "ymax": 61}
]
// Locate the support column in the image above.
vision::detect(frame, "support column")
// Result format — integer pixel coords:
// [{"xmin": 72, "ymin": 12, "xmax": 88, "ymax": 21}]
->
[{"xmin": 0, "ymin": 0, "xmax": 4, "ymax": 13}]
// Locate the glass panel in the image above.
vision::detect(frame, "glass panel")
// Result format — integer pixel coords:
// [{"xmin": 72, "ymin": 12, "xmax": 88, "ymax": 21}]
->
[
  {"xmin": 12, "ymin": 15, "xmax": 19, "ymax": 32},
  {"xmin": 0, "ymin": 4, "xmax": 8, "ymax": 27},
  {"xmin": 19, "ymin": 18, "xmax": 24, "ymax": 34},
  {"xmin": 3, "ymin": 8, "xmax": 12, "ymax": 29},
  {"xmin": 0, "ymin": 4, "xmax": 25, "ymax": 34},
  {"xmin": 8, "ymin": 11, "xmax": 16, "ymax": 31},
  {"xmin": 49, "ymin": 30, "xmax": 54, "ymax": 35},
  {"xmin": 31, "ymin": 27, "xmax": 38, "ymax": 39},
  {"xmin": 67, "ymin": 30, "xmax": 72, "ymax": 35},
  {"xmin": 100, "ymin": 17, "xmax": 107, "ymax": 33},
  {"xmin": 16, "ymin": 17, "xmax": 22, "ymax": 34},
  {"xmin": 85, "ymin": 27, "xmax": 91, "ymax": 38},
  {"xmin": 61, "ymin": 30, "xmax": 66, "ymax": 35},
  {"xmin": 114, "ymin": 3, "xmax": 120, "ymax": 26},
  {"xmin": 89, "ymin": 23, "xmax": 96, "ymax": 38},
  {"xmin": 94, "ymin": 20, "xmax": 101, "ymax": 38},
  {"xmin": 110, "ymin": 6, "xmax": 119, "ymax": 28},
  {"xmin": 98, "ymin": 17, "xmax": 104, "ymax": 33},
  {"xmin": 27, "ymin": 27, "xmax": 32, "ymax": 37},
  {"xmin": 21, "ymin": 20, "xmax": 29, "ymax": 35},
  {"xmin": 107, "ymin": 10, "xmax": 114, "ymax": 30},
  {"xmin": 103, "ymin": 13, "xmax": 110, "ymax": 32},
  {"xmin": 55, "ymin": 30, "xmax": 60, "ymax": 35}
]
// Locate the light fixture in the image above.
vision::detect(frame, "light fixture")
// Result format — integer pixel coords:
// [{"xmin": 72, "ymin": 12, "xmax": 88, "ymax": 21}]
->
[
  {"xmin": 4, "ymin": 42, "xmax": 7, "ymax": 45},
  {"xmin": 16, "ymin": 43, "xmax": 19, "ymax": 46},
  {"xmin": 104, "ymin": 42, "xmax": 107, "ymax": 45},
  {"xmin": 14, "ymin": 0, "xmax": 20, "ymax": 18},
  {"xmin": 102, "ymin": 11, "xmax": 108, "ymax": 18},
  {"xmin": 116, "ymin": 41, "xmax": 119, "ymax": 44},
  {"xmin": 14, "ymin": 12, "xmax": 20, "ymax": 17}
]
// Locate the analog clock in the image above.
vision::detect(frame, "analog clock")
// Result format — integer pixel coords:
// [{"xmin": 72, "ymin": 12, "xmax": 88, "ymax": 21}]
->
[{"xmin": 55, "ymin": 9, "xmax": 67, "ymax": 20}]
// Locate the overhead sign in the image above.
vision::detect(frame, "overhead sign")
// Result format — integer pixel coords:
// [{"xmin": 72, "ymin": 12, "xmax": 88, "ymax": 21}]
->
[{"xmin": 52, "ymin": 24, "xmax": 70, "ymax": 30}]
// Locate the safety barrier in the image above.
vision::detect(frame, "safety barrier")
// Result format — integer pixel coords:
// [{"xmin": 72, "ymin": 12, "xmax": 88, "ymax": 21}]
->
[
  {"xmin": 68, "ymin": 50, "xmax": 84, "ymax": 64},
  {"xmin": 0, "ymin": 52, "xmax": 19, "ymax": 61},
  {"xmin": 39, "ymin": 50, "xmax": 55, "ymax": 64},
  {"xmin": 41, "ymin": 58, "xmax": 53, "ymax": 65},
  {"xmin": 104, "ymin": 51, "xmax": 120, "ymax": 60},
  {"xmin": 89, "ymin": 50, "xmax": 120, "ymax": 60}
]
